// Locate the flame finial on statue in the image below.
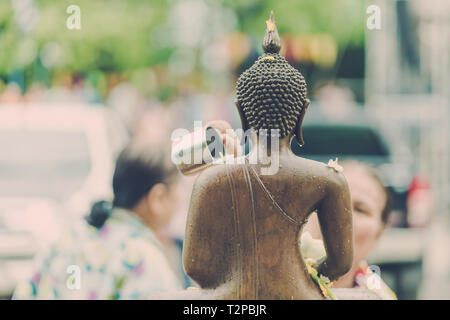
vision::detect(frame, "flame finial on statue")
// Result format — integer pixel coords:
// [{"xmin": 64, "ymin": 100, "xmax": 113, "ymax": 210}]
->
[
  {"xmin": 262, "ymin": 10, "xmax": 281, "ymax": 54},
  {"xmin": 236, "ymin": 10, "xmax": 308, "ymax": 138}
]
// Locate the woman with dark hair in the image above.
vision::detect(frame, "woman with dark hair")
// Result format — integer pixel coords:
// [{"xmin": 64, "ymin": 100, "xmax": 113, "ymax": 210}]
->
[{"xmin": 13, "ymin": 140, "xmax": 184, "ymax": 299}]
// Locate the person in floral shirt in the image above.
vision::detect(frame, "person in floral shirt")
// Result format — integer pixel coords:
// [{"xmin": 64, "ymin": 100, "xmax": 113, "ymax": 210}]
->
[{"xmin": 13, "ymin": 140, "xmax": 184, "ymax": 299}]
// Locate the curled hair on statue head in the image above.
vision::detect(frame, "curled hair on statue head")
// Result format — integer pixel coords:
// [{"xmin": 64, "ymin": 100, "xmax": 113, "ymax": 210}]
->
[{"xmin": 235, "ymin": 11, "xmax": 309, "ymax": 140}]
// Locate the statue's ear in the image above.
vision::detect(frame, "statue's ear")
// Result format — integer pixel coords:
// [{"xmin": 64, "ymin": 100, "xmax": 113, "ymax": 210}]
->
[
  {"xmin": 235, "ymin": 99, "xmax": 249, "ymax": 132},
  {"xmin": 235, "ymin": 100, "xmax": 251, "ymax": 147},
  {"xmin": 294, "ymin": 99, "xmax": 310, "ymax": 147}
]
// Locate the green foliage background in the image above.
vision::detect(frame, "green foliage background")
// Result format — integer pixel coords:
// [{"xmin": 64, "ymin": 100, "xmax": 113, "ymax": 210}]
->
[{"xmin": 0, "ymin": 0, "xmax": 365, "ymax": 74}]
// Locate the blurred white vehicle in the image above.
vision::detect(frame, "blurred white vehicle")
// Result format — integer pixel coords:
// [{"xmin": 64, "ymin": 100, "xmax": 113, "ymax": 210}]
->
[{"xmin": 0, "ymin": 105, "xmax": 129, "ymax": 297}]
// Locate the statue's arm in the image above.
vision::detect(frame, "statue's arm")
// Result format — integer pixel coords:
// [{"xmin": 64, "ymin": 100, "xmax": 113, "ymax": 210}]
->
[
  {"xmin": 182, "ymin": 177, "xmax": 208, "ymax": 285},
  {"xmin": 182, "ymin": 169, "xmax": 228, "ymax": 288},
  {"xmin": 315, "ymin": 172, "xmax": 353, "ymax": 281}
]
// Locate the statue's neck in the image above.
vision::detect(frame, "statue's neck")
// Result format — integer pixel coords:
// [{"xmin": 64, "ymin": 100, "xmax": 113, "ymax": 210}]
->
[{"xmin": 251, "ymin": 134, "xmax": 292, "ymax": 157}]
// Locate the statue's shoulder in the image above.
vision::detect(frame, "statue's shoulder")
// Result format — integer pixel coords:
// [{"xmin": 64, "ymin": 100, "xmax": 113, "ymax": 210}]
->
[
  {"xmin": 192, "ymin": 164, "xmax": 239, "ymax": 192},
  {"xmin": 287, "ymin": 155, "xmax": 349, "ymax": 190},
  {"xmin": 189, "ymin": 164, "xmax": 245, "ymax": 211}
]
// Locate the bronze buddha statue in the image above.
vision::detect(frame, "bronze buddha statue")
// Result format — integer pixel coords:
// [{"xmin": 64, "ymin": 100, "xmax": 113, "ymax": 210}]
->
[{"xmin": 179, "ymin": 12, "xmax": 355, "ymax": 300}]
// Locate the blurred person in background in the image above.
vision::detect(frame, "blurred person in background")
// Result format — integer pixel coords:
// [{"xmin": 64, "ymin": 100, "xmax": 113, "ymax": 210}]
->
[
  {"xmin": 135, "ymin": 102, "xmax": 176, "ymax": 145},
  {"xmin": 13, "ymin": 140, "xmax": 185, "ymax": 299},
  {"xmin": 108, "ymin": 79, "xmax": 144, "ymax": 134},
  {"xmin": 313, "ymin": 82, "xmax": 357, "ymax": 120},
  {"xmin": 23, "ymin": 83, "xmax": 46, "ymax": 103},
  {"xmin": 0, "ymin": 82, "xmax": 22, "ymax": 104},
  {"xmin": 303, "ymin": 160, "xmax": 397, "ymax": 300}
]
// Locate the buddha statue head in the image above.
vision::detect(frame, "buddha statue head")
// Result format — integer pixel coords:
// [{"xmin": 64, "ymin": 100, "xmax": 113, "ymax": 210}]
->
[{"xmin": 236, "ymin": 11, "xmax": 310, "ymax": 146}]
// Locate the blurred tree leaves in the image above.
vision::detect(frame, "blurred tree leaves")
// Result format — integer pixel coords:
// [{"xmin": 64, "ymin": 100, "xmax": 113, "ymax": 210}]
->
[
  {"xmin": 0, "ymin": 0, "xmax": 365, "ymax": 74},
  {"xmin": 0, "ymin": 0, "xmax": 170, "ymax": 73},
  {"xmin": 223, "ymin": 0, "xmax": 365, "ymax": 46}
]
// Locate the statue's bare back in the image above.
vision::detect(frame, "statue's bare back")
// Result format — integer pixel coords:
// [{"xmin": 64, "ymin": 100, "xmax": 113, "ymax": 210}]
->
[{"xmin": 183, "ymin": 153, "xmax": 353, "ymax": 299}]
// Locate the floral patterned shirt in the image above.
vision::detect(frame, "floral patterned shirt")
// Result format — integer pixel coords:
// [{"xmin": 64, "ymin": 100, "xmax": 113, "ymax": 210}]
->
[{"xmin": 13, "ymin": 208, "xmax": 182, "ymax": 299}]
